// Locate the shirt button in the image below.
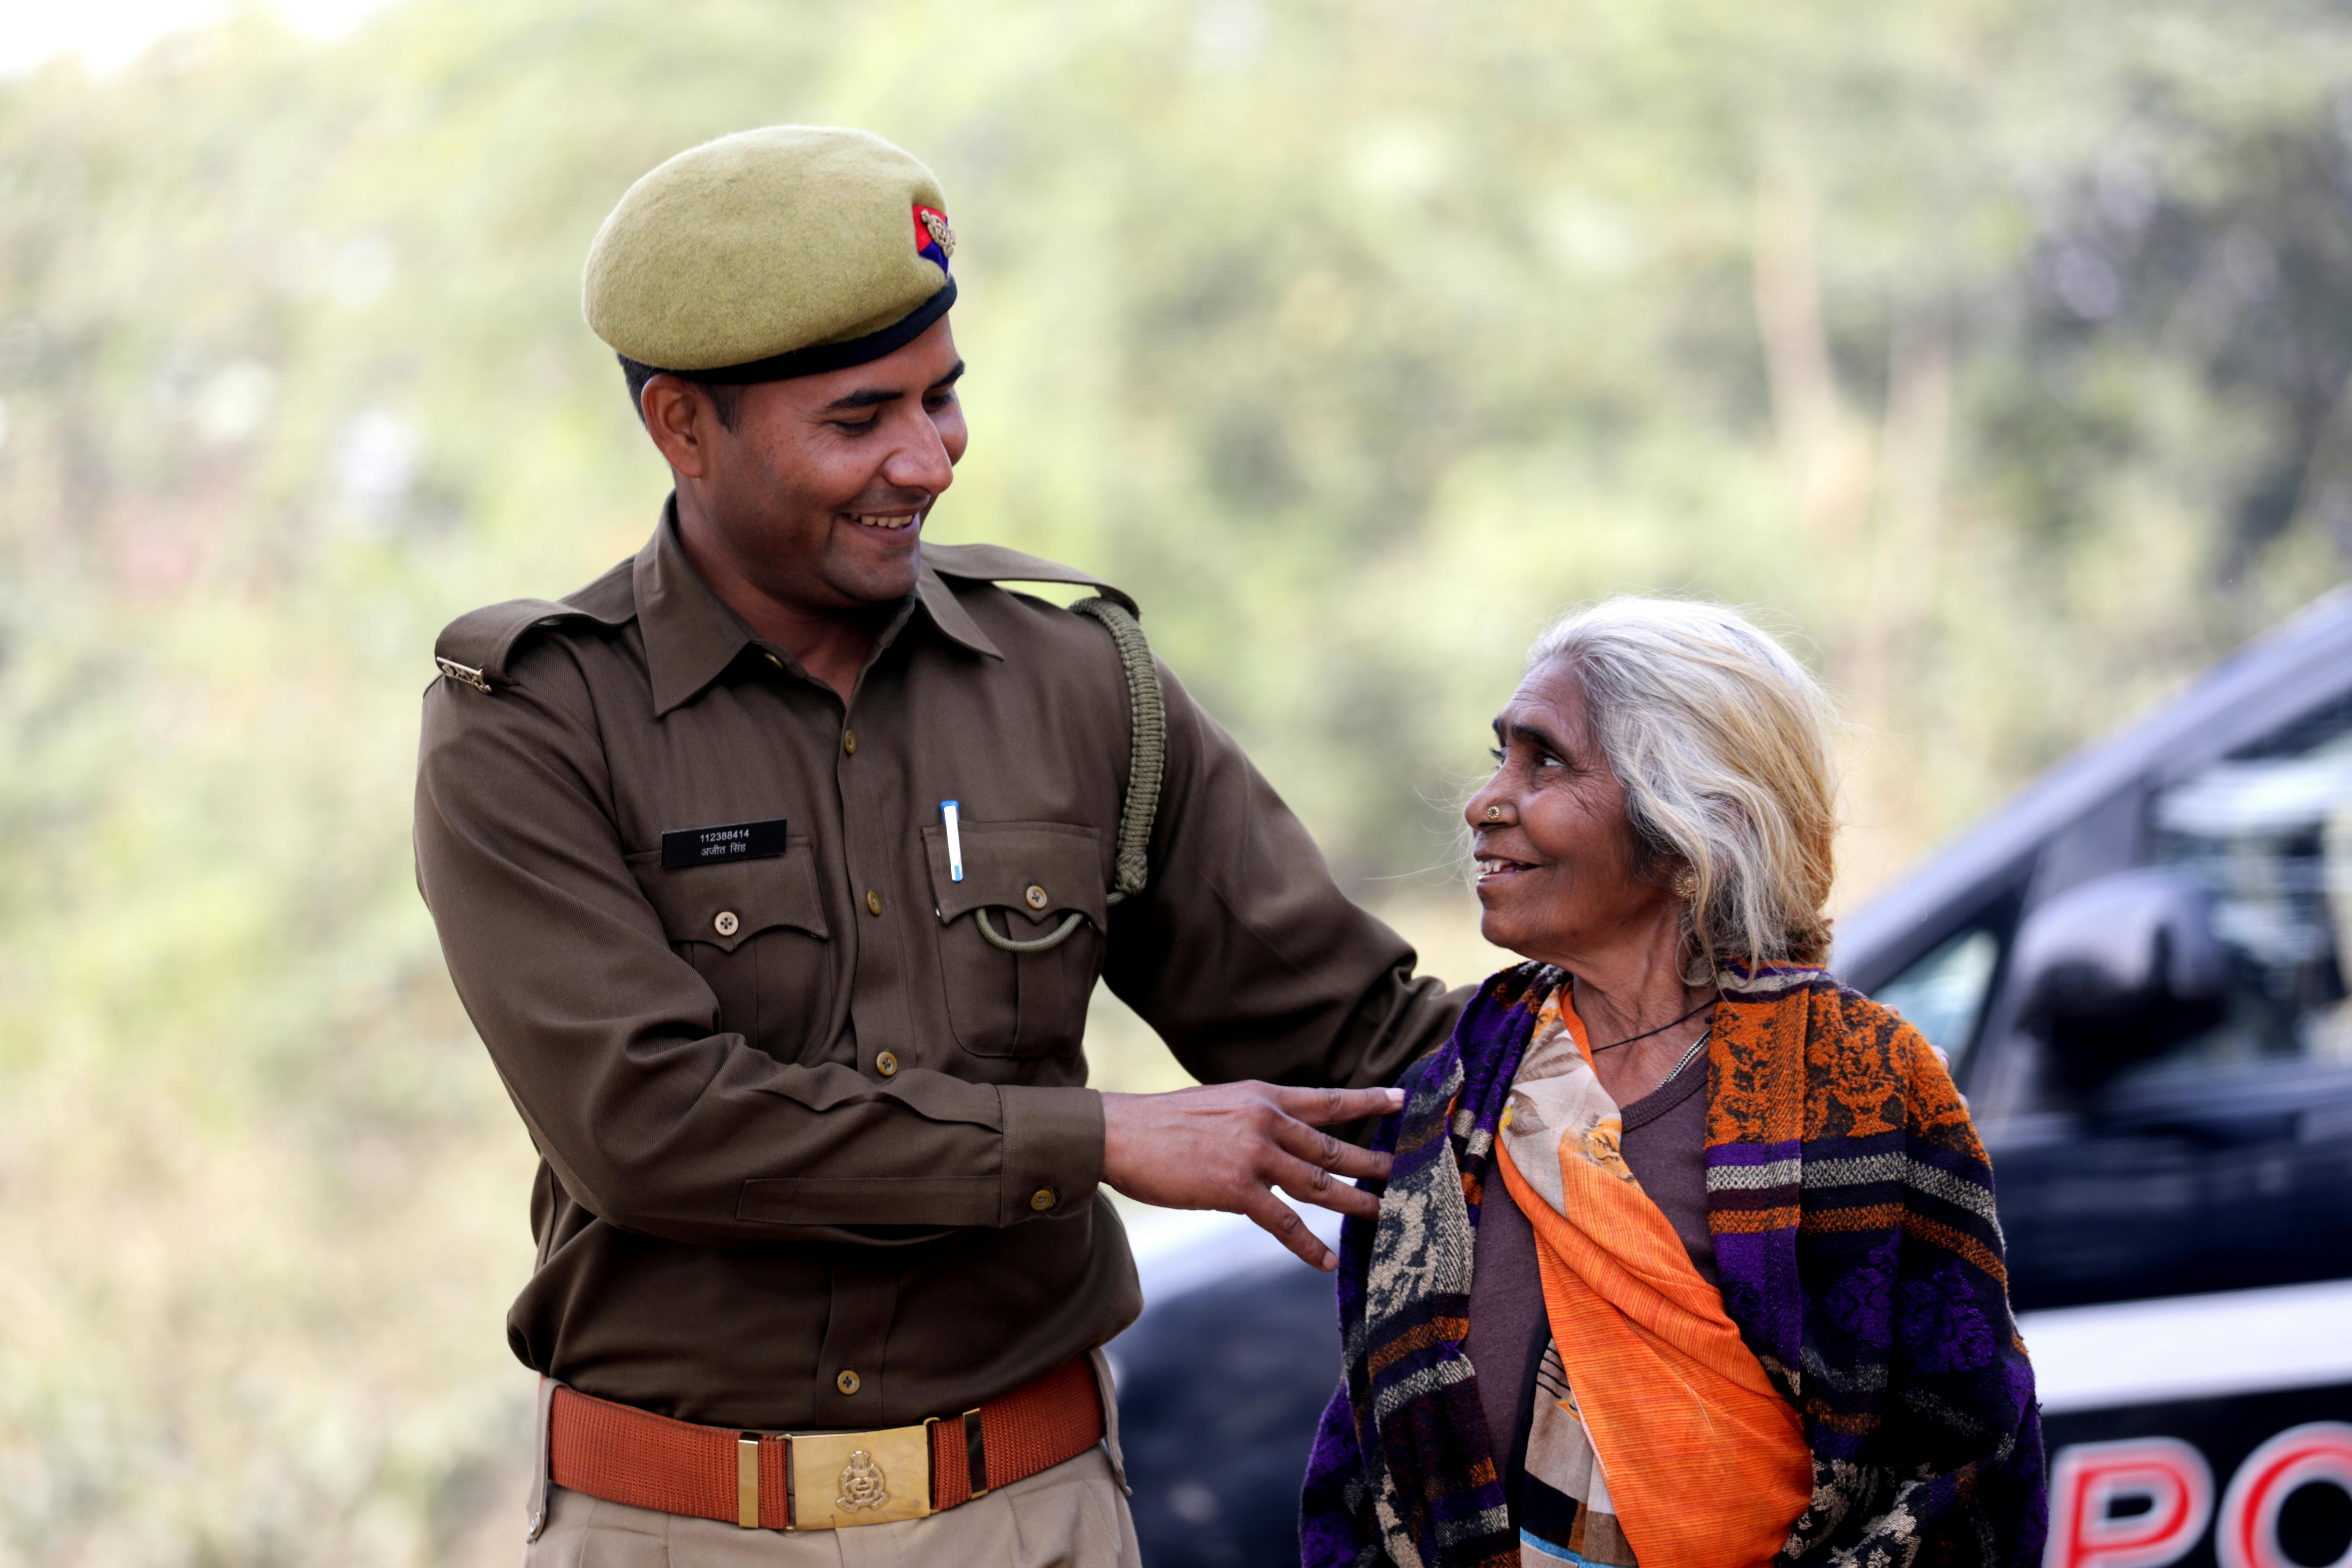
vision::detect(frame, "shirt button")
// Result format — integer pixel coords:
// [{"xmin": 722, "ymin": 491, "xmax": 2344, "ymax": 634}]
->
[
  {"xmin": 763, "ymin": 652, "xmax": 783, "ymax": 670},
  {"xmin": 1024, "ymin": 884, "xmax": 1048, "ymax": 910},
  {"xmin": 866, "ymin": 890, "xmax": 883, "ymax": 916},
  {"xmin": 713, "ymin": 910, "xmax": 740, "ymax": 937},
  {"xmin": 1030, "ymin": 1188, "xmax": 1057, "ymax": 1212},
  {"xmin": 842, "ymin": 729, "xmax": 857, "ymax": 755},
  {"xmin": 836, "ymin": 1370, "xmax": 861, "ymax": 1395},
  {"xmin": 875, "ymin": 1051, "xmax": 899, "ymax": 1077}
]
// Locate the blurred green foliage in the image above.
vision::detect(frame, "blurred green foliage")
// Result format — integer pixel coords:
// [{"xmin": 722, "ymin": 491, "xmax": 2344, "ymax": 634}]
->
[{"xmin": 3, "ymin": 0, "xmax": 2350, "ymax": 1560}]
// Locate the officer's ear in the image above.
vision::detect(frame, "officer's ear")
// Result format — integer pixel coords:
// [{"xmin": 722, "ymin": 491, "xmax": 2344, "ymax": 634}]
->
[{"xmin": 641, "ymin": 373, "xmax": 732, "ymax": 478}]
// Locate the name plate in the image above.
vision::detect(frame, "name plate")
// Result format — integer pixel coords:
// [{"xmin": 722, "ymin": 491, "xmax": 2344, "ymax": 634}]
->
[{"xmin": 660, "ymin": 818, "xmax": 789, "ymax": 869}]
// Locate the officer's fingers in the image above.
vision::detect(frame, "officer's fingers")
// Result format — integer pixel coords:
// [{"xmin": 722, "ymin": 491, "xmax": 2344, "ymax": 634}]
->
[
  {"xmin": 1266, "ymin": 1115, "xmax": 1392, "ymax": 1183},
  {"xmin": 1238, "ymin": 1186, "xmax": 1340, "ymax": 1271},
  {"xmin": 1267, "ymin": 1152, "xmax": 1382, "ymax": 1221},
  {"xmin": 1274, "ymin": 1084, "xmax": 1406, "ymax": 1128}
]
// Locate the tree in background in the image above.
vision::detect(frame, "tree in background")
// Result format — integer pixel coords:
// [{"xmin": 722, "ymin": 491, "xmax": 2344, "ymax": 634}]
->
[{"xmin": 1, "ymin": 1, "xmax": 2348, "ymax": 1562}]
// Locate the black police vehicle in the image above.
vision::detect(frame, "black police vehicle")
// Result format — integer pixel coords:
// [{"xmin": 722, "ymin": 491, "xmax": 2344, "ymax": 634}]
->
[{"xmin": 1108, "ymin": 588, "xmax": 2352, "ymax": 1568}]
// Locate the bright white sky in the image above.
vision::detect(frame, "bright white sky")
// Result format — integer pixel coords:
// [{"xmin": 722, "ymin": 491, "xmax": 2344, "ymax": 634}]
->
[{"xmin": 1, "ymin": 0, "xmax": 395, "ymax": 76}]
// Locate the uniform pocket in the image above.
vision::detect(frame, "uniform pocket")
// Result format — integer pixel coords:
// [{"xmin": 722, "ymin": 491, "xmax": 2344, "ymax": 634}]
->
[
  {"xmin": 629, "ymin": 839, "xmax": 833, "ymax": 1060},
  {"xmin": 922, "ymin": 820, "xmax": 1105, "ymax": 1058}
]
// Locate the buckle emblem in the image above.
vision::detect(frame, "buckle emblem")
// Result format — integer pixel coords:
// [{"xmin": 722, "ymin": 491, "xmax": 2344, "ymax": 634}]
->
[
  {"xmin": 837, "ymin": 1450, "xmax": 890, "ymax": 1513},
  {"xmin": 790, "ymin": 1425, "xmax": 929, "ymax": 1527}
]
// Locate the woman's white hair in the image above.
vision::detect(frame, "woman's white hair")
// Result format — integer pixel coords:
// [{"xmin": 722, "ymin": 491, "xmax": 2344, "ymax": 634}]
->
[{"xmin": 1527, "ymin": 597, "xmax": 1840, "ymax": 972}]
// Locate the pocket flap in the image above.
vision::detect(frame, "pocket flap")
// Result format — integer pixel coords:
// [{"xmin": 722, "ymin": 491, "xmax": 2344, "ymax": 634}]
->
[
  {"xmin": 630, "ymin": 839, "xmax": 830, "ymax": 953},
  {"xmin": 922, "ymin": 820, "xmax": 1106, "ymax": 930}
]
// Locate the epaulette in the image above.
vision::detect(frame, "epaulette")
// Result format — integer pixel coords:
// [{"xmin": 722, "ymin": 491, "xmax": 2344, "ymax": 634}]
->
[
  {"xmin": 429, "ymin": 568, "xmax": 635, "ymax": 694},
  {"xmin": 921, "ymin": 541, "xmax": 1139, "ymax": 618}
]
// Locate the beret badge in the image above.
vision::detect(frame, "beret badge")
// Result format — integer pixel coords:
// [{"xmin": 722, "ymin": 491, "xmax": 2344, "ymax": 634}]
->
[{"xmin": 913, "ymin": 204, "xmax": 955, "ymax": 274}]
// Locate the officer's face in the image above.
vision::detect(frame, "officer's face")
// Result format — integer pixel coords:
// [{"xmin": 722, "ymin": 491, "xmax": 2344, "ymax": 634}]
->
[
  {"xmin": 649, "ymin": 315, "xmax": 969, "ymax": 611},
  {"xmin": 1465, "ymin": 660, "xmax": 1679, "ymax": 967}
]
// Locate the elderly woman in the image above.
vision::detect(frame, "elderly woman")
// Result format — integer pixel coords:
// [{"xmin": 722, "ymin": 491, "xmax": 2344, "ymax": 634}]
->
[{"xmin": 1301, "ymin": 599, "xmax": 2045, "ymax": 1568}]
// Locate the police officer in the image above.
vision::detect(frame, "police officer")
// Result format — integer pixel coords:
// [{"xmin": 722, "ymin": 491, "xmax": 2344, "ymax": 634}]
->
[{"xmin": 413, "ymin": 125, "xmax": 1463, "ymax": 1565}]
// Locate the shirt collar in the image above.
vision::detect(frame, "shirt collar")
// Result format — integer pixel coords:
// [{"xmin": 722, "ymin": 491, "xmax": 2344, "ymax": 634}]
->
[
  {"xmin": 915, "ymin": 552, "xmax": 1004, "ymax": 662},
  {"xmin": 636, "ymin": 499, "xmax": 756, "ymax": 717},
  {"xmin": 635, "ymin": 499, "xmax": 1003, "ymax": 717}
]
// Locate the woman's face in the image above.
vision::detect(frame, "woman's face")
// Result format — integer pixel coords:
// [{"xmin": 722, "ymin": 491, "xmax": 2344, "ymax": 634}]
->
[{"xmin": 1465, "ymin": 659, "xmax": 1677, "ymax": 967}]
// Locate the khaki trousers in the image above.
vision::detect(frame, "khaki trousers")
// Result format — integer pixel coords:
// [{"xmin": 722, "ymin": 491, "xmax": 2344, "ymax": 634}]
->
[{"xmin": 520, "ymin": 1354, "xmax": 1141, "ymax": 1568}]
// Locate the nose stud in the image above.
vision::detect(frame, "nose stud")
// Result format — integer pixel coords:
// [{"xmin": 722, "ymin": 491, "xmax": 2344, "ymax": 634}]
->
[{"xmin": 1485, "ymin": 806, "xmax": 1502, "ymax": 821}]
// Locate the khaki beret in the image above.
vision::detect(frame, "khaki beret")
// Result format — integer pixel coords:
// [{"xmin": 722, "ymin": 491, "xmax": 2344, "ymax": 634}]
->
[{"xmin": 583, "ymin": 125, "xmax": 957, "ymax": 382}]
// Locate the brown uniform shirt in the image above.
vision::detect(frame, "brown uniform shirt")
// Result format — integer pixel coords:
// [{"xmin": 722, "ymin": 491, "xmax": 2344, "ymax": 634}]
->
[{"xmin": 413, "ymin": 503, "xmax": 1463, "ymax": 1432}]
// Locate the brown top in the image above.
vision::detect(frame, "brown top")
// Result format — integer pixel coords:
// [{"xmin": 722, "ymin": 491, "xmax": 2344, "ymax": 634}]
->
[
  {"xmin": 1465, "ymin": 1045, "xmax": 1717, "ymax": 1483},
  {"xmin": 1463, "ymin": 1160, "xmax": 1544, "ymax": 1458},
  {"xmin": 1618, "ymin": 1048, "xmax": 1716, "ymax": 1289},
  {"xmin": 412, "ymin": 502, "xmax": 1463, "ymax": 1431}
]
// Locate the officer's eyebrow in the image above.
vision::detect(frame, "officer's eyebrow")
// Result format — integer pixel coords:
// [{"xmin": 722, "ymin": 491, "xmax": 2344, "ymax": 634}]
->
[{"xmin": 819, "ymin": 361, "xmax": 966, "ymax": 414}]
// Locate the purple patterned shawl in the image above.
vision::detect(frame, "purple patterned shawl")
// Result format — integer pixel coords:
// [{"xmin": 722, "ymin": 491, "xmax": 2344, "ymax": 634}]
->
[{"xmin": 1299, "ymin": 962, "xmax": 2047, "ymax": 1568}]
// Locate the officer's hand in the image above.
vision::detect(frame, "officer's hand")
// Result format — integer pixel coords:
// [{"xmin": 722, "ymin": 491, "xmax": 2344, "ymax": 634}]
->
[{"xmin": 1097, "ymin": 1083, "xmax": 1404, "ymax": 1271}]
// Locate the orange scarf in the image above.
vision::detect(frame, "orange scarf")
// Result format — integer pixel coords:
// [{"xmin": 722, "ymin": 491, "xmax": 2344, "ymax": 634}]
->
[{"xmin": 1495, "ymin": 987, "xmax": 1811, "ymax": 1568}]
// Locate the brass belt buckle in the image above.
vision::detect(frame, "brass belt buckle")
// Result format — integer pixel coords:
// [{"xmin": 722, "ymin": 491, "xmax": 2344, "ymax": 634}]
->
[{"xmin": 789, "ymin": 1423, "xmax": 933, "ymax": 1529}]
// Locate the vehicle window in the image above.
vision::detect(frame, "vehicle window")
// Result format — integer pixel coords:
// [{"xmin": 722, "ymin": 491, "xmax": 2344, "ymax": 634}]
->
[
  {"xmin": 2142, "ymin": 696, "xmax": 2352, "ymax": 1074},
  {"xmin": 1874, "ymin": 926, "xmax": 2001, "ymax": 1073}
]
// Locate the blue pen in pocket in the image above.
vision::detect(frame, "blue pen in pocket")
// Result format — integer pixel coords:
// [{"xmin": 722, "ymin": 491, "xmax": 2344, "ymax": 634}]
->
[{"xmin": 941, "ymin": 800, "xmax": 964, "ymax": 882}]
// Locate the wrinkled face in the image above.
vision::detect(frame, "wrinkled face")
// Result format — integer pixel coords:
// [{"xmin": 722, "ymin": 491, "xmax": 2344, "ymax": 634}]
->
[
  {"xmin": 656, "ymin": 313, "xmax": 969, "ymax": 611},
  {"xmin": 1464, "ymin": 658, "xmax": 1674, "ymax": 966}
]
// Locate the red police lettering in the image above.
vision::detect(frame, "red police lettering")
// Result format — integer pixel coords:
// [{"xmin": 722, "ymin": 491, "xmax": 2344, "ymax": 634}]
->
[
  {"xmin": 2216, "ymin": 1421, "xmax": 2352, "ymax": 1568},
  {"xmin": 2046, "ymin": 1437, "xmax": 2214, "ymax": 1568}
]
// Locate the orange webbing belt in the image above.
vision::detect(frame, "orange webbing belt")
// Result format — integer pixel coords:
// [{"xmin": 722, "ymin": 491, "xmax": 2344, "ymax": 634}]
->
[{"xmin": 548, "ymin": 1355, "xmax": 1104, "ymax": 1531}]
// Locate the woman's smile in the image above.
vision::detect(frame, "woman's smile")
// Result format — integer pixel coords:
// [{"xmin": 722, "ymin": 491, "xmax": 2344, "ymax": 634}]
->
[{"xmin": 1473, "ymin": 851, "xmax": 1540, "ymax": 886}]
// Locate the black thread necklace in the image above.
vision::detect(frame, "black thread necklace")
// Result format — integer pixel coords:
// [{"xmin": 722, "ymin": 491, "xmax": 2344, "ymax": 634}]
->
[{"xmin": 1578, "ymin": 985, "xmax": 1716, "ymax": 1055}]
